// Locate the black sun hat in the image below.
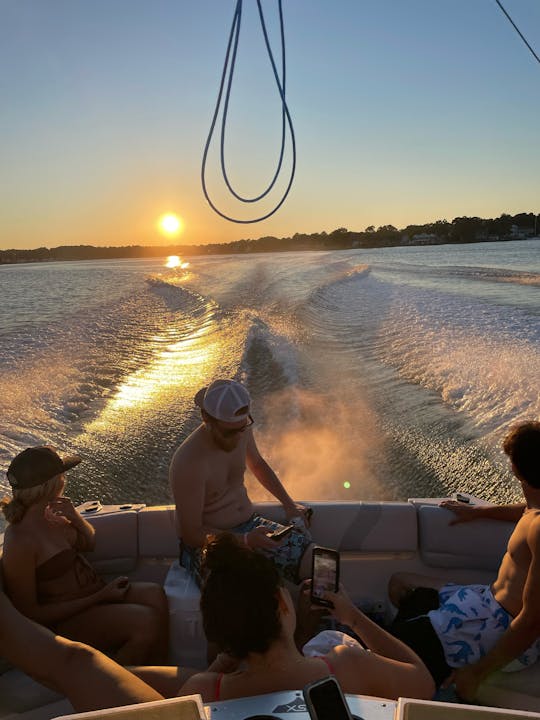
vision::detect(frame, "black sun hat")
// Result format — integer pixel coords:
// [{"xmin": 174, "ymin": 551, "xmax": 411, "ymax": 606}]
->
[{"xmin": 6, "ymin": 446, "xmax": 82, "ymax": 490}]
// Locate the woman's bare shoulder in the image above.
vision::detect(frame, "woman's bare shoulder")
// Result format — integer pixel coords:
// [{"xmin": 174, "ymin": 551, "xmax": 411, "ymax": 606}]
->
[{"xmin": 177, "ymin": 671, "xmax": 219, "ymax": 703}]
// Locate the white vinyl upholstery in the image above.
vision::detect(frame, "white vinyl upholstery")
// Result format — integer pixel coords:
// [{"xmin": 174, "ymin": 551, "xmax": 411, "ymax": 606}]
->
[
  {"xmin": 418, "ymin": 505, "xmax": 514, "ymax": 571},
  {"xmin": 309, "ymin": 501, "xmax": 417, "ymax": 552},
  {"xmin": 84, "ymin": 511, "xmax": 139, "ymax": 574},
  {"xmin": 138, "ymin": 507, "xmax": 178, "ymax": 558}
]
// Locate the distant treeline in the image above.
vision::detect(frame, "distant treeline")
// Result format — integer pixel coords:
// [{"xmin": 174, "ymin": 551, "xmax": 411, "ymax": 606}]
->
[{"xmin": 1, "ymin": 212, "xmax": 537, "ymax": 264}]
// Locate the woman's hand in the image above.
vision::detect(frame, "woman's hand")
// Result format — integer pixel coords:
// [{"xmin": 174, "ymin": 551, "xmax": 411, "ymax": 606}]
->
[
  {"xmin": 323, "ymin": 584, "xmax": 357, "ymax": 628},
  {"xmin": 45, "ymin": 497, "xmax": 79, "ymax": 525},
  {"xmin": 99, "ymin": 577, "xmax": 130, "ymax": 603}
]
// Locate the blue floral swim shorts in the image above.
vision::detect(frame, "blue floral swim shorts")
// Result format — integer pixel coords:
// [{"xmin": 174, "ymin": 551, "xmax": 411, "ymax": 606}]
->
[
  {"xmin": 429, "ymin": 583, "xmax": 540, "ymax": 672},
  {"xmin": 180, "ymin": 513, "xmax": 312, "ymax": 586}
]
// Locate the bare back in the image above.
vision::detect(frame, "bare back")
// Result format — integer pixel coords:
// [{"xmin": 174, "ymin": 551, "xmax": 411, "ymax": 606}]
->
[
  {"xmin": 169, "ymin": 424, "xmax": 254, "ymax": 546},
  {"xmin": 492, "ymin": 508, "xmax": 540, "ymax": 616}
]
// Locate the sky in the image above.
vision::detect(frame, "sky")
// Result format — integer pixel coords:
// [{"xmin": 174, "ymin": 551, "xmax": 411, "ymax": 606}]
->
[{"xmin": 1, "ymin": 0, "xmax": 539, "ymax": 250}]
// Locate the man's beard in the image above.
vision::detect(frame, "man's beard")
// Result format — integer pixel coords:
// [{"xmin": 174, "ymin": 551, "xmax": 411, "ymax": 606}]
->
[{"xmin": 211, "ymin": 428, "xmax": 237, "ymax": 453}]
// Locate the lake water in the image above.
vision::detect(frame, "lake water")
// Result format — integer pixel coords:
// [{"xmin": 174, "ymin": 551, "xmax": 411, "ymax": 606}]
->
[{"xmin": 1, "ymin": 239, "xmax": 538, "ymax": 508}]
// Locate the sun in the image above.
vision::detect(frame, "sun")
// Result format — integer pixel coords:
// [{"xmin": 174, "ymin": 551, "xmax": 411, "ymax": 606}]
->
[{"xmin": 158, "ymin": 213, "xmax": 183, "ymax": 237}]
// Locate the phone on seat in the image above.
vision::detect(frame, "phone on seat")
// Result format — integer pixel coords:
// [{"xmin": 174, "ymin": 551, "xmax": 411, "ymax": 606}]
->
[
  {"xmin": 303, "ymin": 676, "xmax": 353, "ymax": 720},
  {"xmin": 311, "ymin": 546, "xmax": 340, "ymax": 607}
]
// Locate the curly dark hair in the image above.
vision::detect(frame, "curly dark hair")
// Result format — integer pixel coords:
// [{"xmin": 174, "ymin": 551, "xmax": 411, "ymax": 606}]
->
[
  {"xmin": 200, "ymin": 533, "xmax": 284, "ymax": 658},
  {"xmin": 503, "ymin": 421, "xmax": 540, "ymax": 488}
]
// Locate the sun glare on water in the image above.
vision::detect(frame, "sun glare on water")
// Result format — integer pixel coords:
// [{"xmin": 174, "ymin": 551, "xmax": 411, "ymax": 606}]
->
[
  {"xmin": 158, "ymin": 213, "xmax": 183, "ymax": 237},
  {"xmin": 165, "ymin": 256, "xmax": 190, "ymax": 269}
]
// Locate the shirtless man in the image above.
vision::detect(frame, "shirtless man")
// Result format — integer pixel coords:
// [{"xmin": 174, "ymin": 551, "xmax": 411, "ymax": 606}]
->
[
  {"xmin": 1, "ymin": 446, "xmax": 169, "ymax": 664},
  {"xmin": 388, "ymin": 421, "xmax": 540, "ymax": 701},
  {"xmin": 0, "ymin": 590, "xmax": 164, "ymax": 712},
  {"xmin": 169, "ymin": 379, "xmax": 313, "ymax": 584}
]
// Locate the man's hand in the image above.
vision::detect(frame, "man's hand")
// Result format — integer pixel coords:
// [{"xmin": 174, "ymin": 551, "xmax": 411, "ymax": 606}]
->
[
  {"xmin": 439, "ymin": 500, "xmax": 482, "ymax": 526},
  {"xmin": 245, "ymin": 526, "xmax": 285, "ymax": 549},
  {"xmin": 283, "ymin": 502, "xmax": 312, "ymax": 527}
]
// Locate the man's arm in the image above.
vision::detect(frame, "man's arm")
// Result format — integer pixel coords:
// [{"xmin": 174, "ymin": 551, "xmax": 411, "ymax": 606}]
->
[
  {"xmin": 454, "ymin": 514, "xmax": 540, "ymax": 701},
  {"xmin": 245, "ymin": 431, "xmax": 308, "ymax": 520},
  {"xmin": 169, "ymin": 450, "xmax": 213, "ymax": 548},
  {"xmin": 0, "ymin": 592, "xmax": 163, "ymax": 711},
  {"xmin": 440, "ymin": 500, "xmax": 525, "ymax": 525}
]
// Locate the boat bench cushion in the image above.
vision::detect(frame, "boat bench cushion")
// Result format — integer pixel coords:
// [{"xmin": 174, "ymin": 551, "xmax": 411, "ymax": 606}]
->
[
  {"xmin": 0, "ymin": 668, "xmax": 66, "ymax": 715},
  {"xmin": 418, "ymin": 505, "xmax": 514, "ymax": 571},
  {"xmin": 84, "ymin": 511, "xmax": 138, "ymax": 573},
  {"xmin": 138, "ymin": 507, "xmax": 178, "ymax": 558},
  {"xmin": 478, "ymin": 662, "xmax": 540, "ymax": 712},
  {"xmin": 304, "ymin": 502, "xmax": 418, "ymax": 552}
]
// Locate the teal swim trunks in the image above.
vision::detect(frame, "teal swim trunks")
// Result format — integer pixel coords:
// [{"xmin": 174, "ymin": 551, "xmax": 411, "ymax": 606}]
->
[{"xmin": 180, "ymin": 513, "xmax": 312, "ymax": 586}]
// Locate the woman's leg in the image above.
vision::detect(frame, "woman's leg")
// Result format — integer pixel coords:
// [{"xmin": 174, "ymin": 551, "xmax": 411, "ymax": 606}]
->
[
  {"xmin": 56, "ymin": 602, "xmax": 162, "ymax": 665},
  {"xmin": 123, "ymin": 582, "xmax": 170, "ymax": 662},
  {"xmin": 0, "ymin": 593, "xmax": 163, "ymax": 710}
]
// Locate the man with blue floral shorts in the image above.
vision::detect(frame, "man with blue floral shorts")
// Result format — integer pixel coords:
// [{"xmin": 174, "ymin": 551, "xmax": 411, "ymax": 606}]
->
[
  {"xmin": 180, "ymin": 514, "xmax": 312, "ymax": 586},
  {"xmin": 170, "ymin": 379, "xmax": 313, "ymax": 587},
  {"xmin": 388, "ymin": 421, "xmax": 540, "ymax": 702}
]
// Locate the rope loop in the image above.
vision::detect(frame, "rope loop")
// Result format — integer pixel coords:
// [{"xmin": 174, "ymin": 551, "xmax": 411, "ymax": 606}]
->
[{"xmin": 201, "ymin": 0, "xmax": 296, "ymax": 224}]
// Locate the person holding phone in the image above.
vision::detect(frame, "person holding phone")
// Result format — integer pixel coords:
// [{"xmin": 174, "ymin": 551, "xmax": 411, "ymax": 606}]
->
[
  {"xmin": 1, "ymin": 446, "xmax": 169, "ymax": 664},
  {"xmin": 168, "ymin": 534, "xmax": 434, "ymax": 702},
  {"xmin": 169, "ymin": 379, "xmax": 313, "ymax": 585}
]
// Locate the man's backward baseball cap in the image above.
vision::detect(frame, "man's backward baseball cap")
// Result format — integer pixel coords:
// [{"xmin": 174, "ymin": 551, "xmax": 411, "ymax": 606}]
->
[
  {"xmin": 194, "ymin": 380, "xmax": 251, "ymax": 423},
  {"xmin": 7, "ymin": 446, "xmax": 82, "ymax": 490}
]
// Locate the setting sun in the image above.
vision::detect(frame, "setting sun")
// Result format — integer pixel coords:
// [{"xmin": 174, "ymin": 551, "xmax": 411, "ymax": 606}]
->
[{"xmin": 158, "ymin": 213, "xmax": 183, "ymax": 237}]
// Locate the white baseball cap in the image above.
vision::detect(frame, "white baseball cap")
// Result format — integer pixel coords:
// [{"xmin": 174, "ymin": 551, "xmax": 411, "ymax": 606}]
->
[{"xmin": 194, "ymin": 380, "xmax": 251, "ymax": 423}]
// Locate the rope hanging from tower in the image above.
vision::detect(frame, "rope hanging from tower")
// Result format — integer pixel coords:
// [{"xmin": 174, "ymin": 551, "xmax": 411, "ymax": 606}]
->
[{"xmin": 201, "ymin": 0, "xmax": 296, "ymax": 224}]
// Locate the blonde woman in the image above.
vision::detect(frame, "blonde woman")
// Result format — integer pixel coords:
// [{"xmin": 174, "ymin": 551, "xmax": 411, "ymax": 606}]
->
[{"xmin": 1, "ymin": 446, "xmax": 168, "ymax": 664}]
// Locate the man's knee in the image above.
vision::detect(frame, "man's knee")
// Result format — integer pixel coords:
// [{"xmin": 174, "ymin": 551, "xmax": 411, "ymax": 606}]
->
[{"xmin": 388, "ymin": 572, "xmax": 412, "ymax": 607}]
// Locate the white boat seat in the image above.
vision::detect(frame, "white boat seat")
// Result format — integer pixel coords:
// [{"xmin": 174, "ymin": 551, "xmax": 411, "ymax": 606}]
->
[
  {"xmin": 0, "ymin": 668, "xmax": 71, "ymax": 718},
  {"xmin": 163, "ymin": 561, "xmax": 206, "ymax": 669},
  {"xmin": 477, "ymin": 662, "xmax": 540, "ymax": 712},
  {"xmin": 418, "ymin": 505, "xmax": 514, "ymax": 571},
  {"xmin": 84, "ymin": 511, "xmax": 138, "ymax": 575}
]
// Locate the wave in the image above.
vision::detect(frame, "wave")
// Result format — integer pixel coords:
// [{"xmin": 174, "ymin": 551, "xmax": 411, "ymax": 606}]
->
[
  {"xmin": 373, "ymin": 261, "xmax": 540, "ymax": 287},
  {"xmin": 373, "ymin": 283, "xmax": 540, "ymax": 435},
  {"xmin": 239, "ymin": 315, "xmax": 301, "ymax": 398}
]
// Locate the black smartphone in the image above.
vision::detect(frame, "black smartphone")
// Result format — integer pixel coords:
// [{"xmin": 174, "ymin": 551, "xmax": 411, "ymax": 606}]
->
[
  {"xmin": 268, "ymin": 524, "xmax": 294, "ymax": 541},
  {"xmin": 455, "ymin": 492, "xmax": 471, "ymax": 504},
  {"xmin": 310, "ymin": 546, "xmax": 340, "ymax": 607},
  {"xmin": 303, "ymin": 676, "xmax": 353, "ymax": 720}
]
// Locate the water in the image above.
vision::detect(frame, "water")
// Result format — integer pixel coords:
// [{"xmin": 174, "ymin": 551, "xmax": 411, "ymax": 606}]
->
[{"xmin": 0, "ymin": 240, "xmax": 538, "ymax": 509}]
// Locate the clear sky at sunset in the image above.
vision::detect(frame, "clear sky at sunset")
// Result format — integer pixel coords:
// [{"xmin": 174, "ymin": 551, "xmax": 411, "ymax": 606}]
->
[{"xmin": 1, "ymin": 0, "xmax": 539, "ymax": 250}]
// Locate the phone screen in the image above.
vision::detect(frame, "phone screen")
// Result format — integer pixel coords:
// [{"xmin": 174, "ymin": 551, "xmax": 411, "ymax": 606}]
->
[
  {"xmin": 311, "ymin": 548, "xmax": 338, "ymax": 604},
  {"xmin": 305, "ymin": 678, "xmax": 352, "ymax": 720}
]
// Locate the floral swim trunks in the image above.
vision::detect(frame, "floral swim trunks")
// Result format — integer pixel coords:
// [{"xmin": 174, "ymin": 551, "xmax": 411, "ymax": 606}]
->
[
  {"xmin": 428, "ymin": 583, "xmax": 540, "ymax": 672},
  {"xmin": 180, "ymin": 513, "xmax": 312, "ymax": 586}
]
